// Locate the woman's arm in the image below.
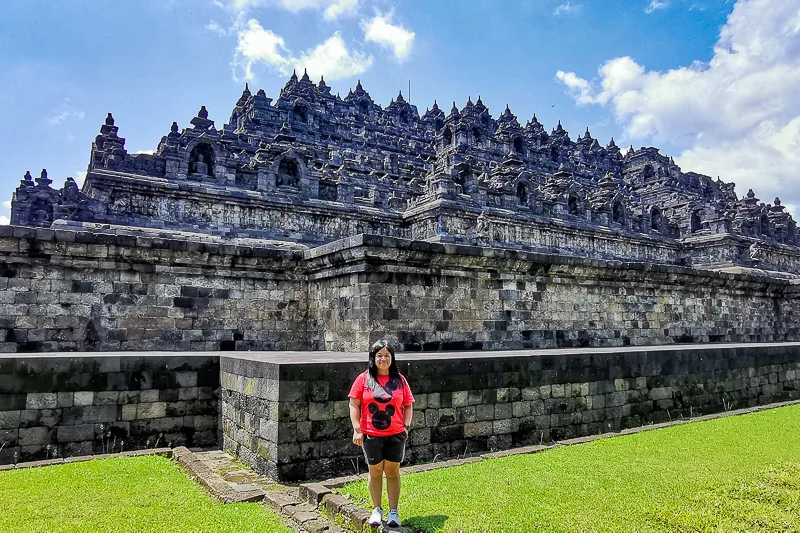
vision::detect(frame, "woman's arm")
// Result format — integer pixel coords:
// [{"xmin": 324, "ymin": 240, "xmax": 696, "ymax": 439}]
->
[
  {"xmin": 403, "ymin": 404, "xmax": 413, "ymax": 434},
  {"xmin": 349, "ymin": 398, "xmax": 363, "ymax": 446}
]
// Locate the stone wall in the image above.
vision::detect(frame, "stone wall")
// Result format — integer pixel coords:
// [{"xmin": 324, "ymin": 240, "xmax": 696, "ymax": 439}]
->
[
  {"xmin": 0, "ymin": 354, "xmax": 219, "ymax": 464},
  {"xmin": 0, "ymin": 225, "xmax": 309, "ymax": 352},
  {"xmin": 1, "ymin": 228, "xmax": 799, "ymax": 354},
  {"xmin": 219, "ymin": 344, "xmax": 800, "ymax": 482},
  {"xmin": 88, "ymin": 173, "xmax": 408, "ymax": 242},
  {"xmin": 308, "ymin": 235, "xmax": 800, "ymax": 352}
]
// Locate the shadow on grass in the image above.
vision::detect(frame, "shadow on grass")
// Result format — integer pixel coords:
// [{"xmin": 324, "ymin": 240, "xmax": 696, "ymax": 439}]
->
[{"xmin": 403, "ymin": 514, "xmax": 449, "ymax": 532}]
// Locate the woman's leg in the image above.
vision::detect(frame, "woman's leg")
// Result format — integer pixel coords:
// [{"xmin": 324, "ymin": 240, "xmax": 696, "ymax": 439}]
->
[
  {"xmin": 383, "ymin": 460, "xmax": 401, "ymax": 510},
  {"xmin": 368, "ymin": 461, "xmax": 385, "ymax": 508}
]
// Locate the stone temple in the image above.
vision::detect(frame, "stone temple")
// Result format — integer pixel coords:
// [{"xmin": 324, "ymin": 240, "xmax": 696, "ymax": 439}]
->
[
  {"xmin": 11, "ymin": 70, "xmax": 798, "ymax": 273},
  {"xmin": 4, "ymin": 70, "xmax": 800, "ymax": 356},
  {"xmin": 4, "ymin": 72, "xmax": 800, "ymax": 480}
]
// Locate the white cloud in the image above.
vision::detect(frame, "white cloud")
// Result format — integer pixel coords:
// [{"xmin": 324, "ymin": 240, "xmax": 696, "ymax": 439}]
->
[
  {"xmin": 323, "ymin": 0, "xmax": 358, "ymax": 20},
  {"xmin": 48, "ymin": 98, "xmax": 85, "ymax": 126},
  {"xmin": 0, "ymin": 216, "xmax": 9, "ymax": 226},
  {"xmin": 134, "ymin": 150, "xmax": 156, "ymax": 155},
  {"xmin": 235, "ymin": 19, "xmax": 291, "ymax": 79},
  {"xmin": 235, "ymin": 19, "xmax": 371, "ymax": 80},
  {"xmin": 206, "ymin": 19, "xmax": 233, "ymax": 36},
  {"xmin": 294, "ymin": 33, "xmax": 372, "ymax": 80},
  {"xmin": 2, "ymin": 200, "xmax": 11, "ymax": 210},
  {"xmin": 645, "ymin": 0, "xmax": 669, "ymax": 14},
  {"xmin": 362, "ymin": 14, "xmax": 415, "ymax": 62},
  {"xmin": 214, "ymin": 0, "xmax": 358, "ymax": 19},
  {"xmin": 554, "ymin": 2, "xmax": 582, "ymax": 16},
  {"xmin": 555, "ymin": 0, "xmax": 800, "ymax": 208},
  {"xmin": 75, "ymin": 171, "xmax": 87, "ymax": 187},
  {"xmin": 555, "ymin": 70, "xmax": 594, "ymax": 103}
]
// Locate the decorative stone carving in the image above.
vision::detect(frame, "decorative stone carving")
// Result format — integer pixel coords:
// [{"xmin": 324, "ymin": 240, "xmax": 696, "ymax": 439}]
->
[{"xmin": 9, "ymin": 74, "xmax": 800, "ymax": 273}]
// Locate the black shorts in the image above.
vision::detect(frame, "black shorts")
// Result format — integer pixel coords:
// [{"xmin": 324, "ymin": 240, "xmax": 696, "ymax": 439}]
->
[{"xmin": 362, "ymin": 431, "xmax": 407, "ymax": 465}]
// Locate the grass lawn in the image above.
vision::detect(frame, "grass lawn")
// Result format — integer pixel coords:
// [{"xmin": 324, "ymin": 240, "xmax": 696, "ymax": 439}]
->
[
  {"xmin": 0, "ymin": 455, "xmax": 293, "ymax": 533},
  {"xmin": 340, "ymin": 404, "xmax": 800, "ymax": 532}
]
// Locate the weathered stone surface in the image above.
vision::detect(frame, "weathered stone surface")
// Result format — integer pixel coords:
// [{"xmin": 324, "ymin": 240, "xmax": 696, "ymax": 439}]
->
[{"xmin": 220, "ymin": 344, "xmax": 800, "ymax": 481}]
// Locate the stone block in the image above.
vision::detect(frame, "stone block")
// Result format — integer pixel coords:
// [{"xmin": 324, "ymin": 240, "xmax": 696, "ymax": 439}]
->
[
  {"xmin": 427, "ymin": 392, "xmax": 440, "ymax": 409},
  {"xmin": 56, "ymin": 392, "xmax": 74, "ymax": 408},
  {"xmin": 512, "ymin": 401, "xmax": 531, "ymax": 418},
  {"xmin": 332, "ymin": 400, "xmax": 349, "ymax": 419},
  {"xmin": 176, "ymin": 371, "xmax": 198, "ymax": 388},
  {"xmin": 95, "ymin": 392, "xmax": 120, "ymax": 405},
  {"xmin": 19, "ymin": 409, "xmax": 61, "ymax": 428},
  {"xmin": 57, "ymin": 424, "xmax": 95, "ymax": 443},
  {"xmin": 476, "ymin": 404, "xmax": 495, "ymax": 421},
  {"xmin": 26, "ymin": 393, "xmax": 57, "ymax": 410},
  {"xmin": 308, "ymin": 402, "xmax": 334, "ymax": 421},
  {"xmin": 19, "ymin": 427, "xmax": 55, "ymax": 446},
  {"xmin": 121, "ymin": 404, "xmax": 137, "ymax": 421},
  {"xmin": 452, "ymin": 391, "xmax": 468, "ymax": 408},
  {"xmin": 424, "ymin": 409, "xmax": 440, "ymax": 427},
  {"xmin": 0, "ymin": 410, "xmax": 21, "ymax": 429},
  {"xmin": 179, "ymin": 387, "xmax": 198, "ymax": 401},
  {"xmin": 137, "ymin": 402, "xmax": 167, "ymax": 419},
  {"xmin": 140, "ymin": 389, "xmax": 160, "ymax": 403},
  {"xmin": 493, "ymin": 418, "xmax": 519, "ymax": 434},
  {"xmin": 74, "ymin": 392, "xmax": 94, "ymax": 407},
  {"xmin": 409, "ymin": 427, "xmax": 431, "ymax": 446},
  {"xmin": 521, "ymin": 387, "xmax": 540, "ymax": 401},
  {"xmin": 464, "ymin": 421, "xmax": 493, "ymax": 437},
  {"xmin": 62, "ymin": 405, "xmax": 117, "ymax": 425},
  {"xmin": 494, "ymin": 403, "xmax": 513, "ymax": 419}
]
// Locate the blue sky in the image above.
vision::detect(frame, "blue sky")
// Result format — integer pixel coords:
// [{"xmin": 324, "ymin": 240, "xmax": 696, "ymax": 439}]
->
[{"xmin": 2, "ymin": 0, "xmax": 799, "ymax": 223}]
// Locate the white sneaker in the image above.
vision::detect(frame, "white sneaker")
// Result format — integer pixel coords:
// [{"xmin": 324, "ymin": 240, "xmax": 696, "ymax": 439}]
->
[
  {"xmin": 369, "ymin": 506, "xmax": 383, "ymax": 527},
  {"xmin": 387, "ymin": 509, "xmax": 400, "ymax": 527}
]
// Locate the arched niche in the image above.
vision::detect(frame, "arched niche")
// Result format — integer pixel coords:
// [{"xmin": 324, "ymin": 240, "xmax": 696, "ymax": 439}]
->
[
  {"xmin": 516, "ymin": 182, "xmax": 529, "ymax": 206},
  {"xmin": 435, "ymin": 118, "xmax": 444, "ymax": 132},
  {"xmin": 399, "ymin": 109, "xmax": 409, "ymax": 124},
  {"xmin": 442, "ymin": 127, "xmax": 453, "ymax": 146},
  {"xmin": 568, "ymin": 194, "xmax": 581, "ymax": 216},
  {"xmin": 513, "ymin": 136, "xmax": 524, "ymax": 154},
  {"xmin": 760, "ymin": 214, "xmax": 771, "ymax": 237},
  {"xmin": 550, "ymin": 145, "xmax": 559, "ymax": 162},
  {"xmin": 30, "ymin": 195, "xmax": 54, "ymax": 226},
  {"xmin": 650, "ymin": 207, "xmax": 663, "ymax": 232},
  {"xmin": 189, "ymin": 143, "xmax": 215, "ymax": 176},
  {"xmin": 358, "ymin": 100, "xmax": 370, "ymax": 116},
  {"xmin": 472, "ymin": 126, "xmax": 482, "ymax": 144},
  {"xmin": 690, "ymin": 211, "xmax": 702, "ymax": 233},
  {"xmin": 293, "ymin": 103, "xmax": 308, "ymax": 123},
  {"xmin": 612, "ymin": 201, "xmax": 625, "ymax": 224},
  {"xmin": 643, "ymin": 164, "xmax": 655, "ymax": 180},
  {"xmin": 276, "ymin": 157, "xmax": 301, "ymax": 188}
]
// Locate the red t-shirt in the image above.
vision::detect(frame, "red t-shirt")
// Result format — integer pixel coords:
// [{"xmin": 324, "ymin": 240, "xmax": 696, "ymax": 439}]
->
[{"xmin": 348, "ymin": 372, "xmax": 414, "ymax": 437}]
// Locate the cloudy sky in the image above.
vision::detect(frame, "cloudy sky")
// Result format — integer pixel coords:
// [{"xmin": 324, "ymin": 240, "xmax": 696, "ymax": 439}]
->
[{"xmin": 1, "ymin": 0, "xmax": 798, "ymax": 223}]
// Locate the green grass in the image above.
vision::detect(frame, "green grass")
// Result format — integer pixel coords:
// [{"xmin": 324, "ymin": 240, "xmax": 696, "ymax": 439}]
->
[
  {"xmin": 0, "ymin": 455, "xmax": 293, "ymax": 533},
  {"xmin": 339, "ymin": 404, "xmax": 800, "ymax": 532}
]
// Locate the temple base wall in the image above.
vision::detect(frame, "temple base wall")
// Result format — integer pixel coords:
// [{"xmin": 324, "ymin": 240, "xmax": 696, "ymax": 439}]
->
[
  {"xmin": 0, "ymin": 354, "xmax": 219, "ymax": 464},
  {"xmin": 220, "ymin": 344, "xmax": 800, "ymax": 481},
  {"xmin": 0, "ymin": 227, "xmax": 799, "ymax": 354}
]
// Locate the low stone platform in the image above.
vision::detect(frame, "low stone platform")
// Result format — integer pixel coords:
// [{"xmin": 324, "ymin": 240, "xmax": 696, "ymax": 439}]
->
[
  {"xmin": 3, "ymin": 343, "xmax": 800, "ymax": 482},
  {"xmin": 219, "ymin": 342, "xmax": 800, "ymax": 481}
]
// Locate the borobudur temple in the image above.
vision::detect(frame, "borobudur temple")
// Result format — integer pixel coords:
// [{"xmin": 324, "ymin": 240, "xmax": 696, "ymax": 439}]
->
[{"xmin": 5, "ymin": 71, "xmax": 800, "ymax": 353}]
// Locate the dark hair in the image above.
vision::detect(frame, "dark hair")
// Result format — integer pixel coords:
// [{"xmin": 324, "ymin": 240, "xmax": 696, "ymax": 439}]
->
[{"xmin": 368, "ymin": 339, "xmax": 399, "ymax": 379}]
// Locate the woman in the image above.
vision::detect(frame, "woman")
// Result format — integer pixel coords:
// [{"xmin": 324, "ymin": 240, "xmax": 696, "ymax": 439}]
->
[{"xmin": 349, "ymin": 340, "xmax": 414, "ymax": 528}]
